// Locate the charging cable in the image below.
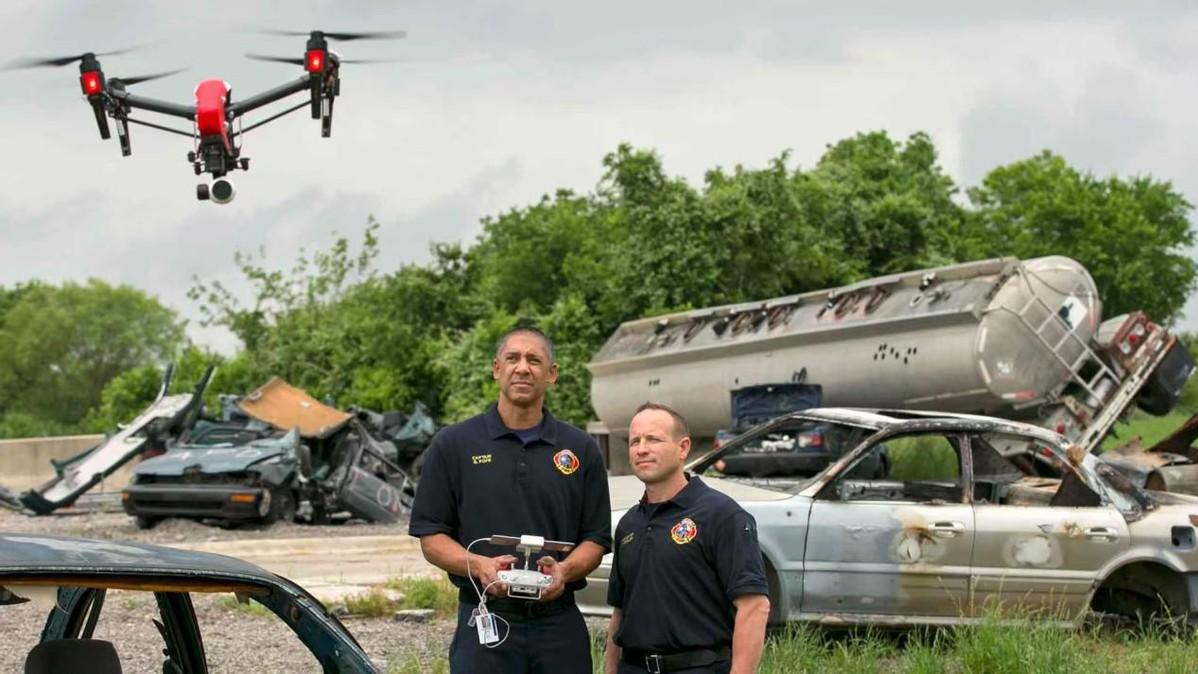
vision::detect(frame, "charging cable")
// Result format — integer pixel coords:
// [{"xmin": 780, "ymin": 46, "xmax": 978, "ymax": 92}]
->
[{"xmin": 465, "ymin": 538, "xmax": 512, "ymax": 648}]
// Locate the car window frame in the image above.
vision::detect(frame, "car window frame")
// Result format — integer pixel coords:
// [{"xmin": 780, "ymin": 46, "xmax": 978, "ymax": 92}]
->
[{"xmin": 813, "ymin": 429, "xmax": 975, "ymax": 505}]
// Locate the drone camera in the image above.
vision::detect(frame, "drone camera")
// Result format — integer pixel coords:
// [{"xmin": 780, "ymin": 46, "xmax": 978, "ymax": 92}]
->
[{"xmin": 210, "ymin": 177, "xmax": 236, "ymax": 204}]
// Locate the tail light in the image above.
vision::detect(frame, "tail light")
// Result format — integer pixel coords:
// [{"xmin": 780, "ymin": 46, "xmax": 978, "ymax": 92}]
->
[{"xmin": 796, "ymin": 431, "xmax": 824, "ymax": 448}]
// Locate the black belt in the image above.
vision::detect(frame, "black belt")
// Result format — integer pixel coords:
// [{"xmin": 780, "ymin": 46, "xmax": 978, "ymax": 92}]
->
[
  {"xmin": 468, "ymin": 594, "xmax": 575, "ymax": 619},
  {"xmin": 622, "ymin": 646, "xmax": 730, "ymax": 673}
]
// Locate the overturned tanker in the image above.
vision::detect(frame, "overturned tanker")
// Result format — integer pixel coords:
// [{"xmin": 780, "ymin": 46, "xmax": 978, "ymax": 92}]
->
[{"xmin": 588, "ymin": 256, "xmax": 1194, "ymax": 474}]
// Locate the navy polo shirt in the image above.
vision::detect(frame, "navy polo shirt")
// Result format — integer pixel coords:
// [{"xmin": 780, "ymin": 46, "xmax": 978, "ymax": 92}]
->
[
  {"xmin": 409, "ymin": 404, "xmax": 612, "ymax": 602},
  {"xmin": 608, "ymin": 475, "xmax": 768, "ymax": 652}
]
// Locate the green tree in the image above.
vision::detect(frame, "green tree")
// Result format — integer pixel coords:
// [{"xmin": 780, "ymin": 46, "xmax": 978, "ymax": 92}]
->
[
  {"xmin": 795, "ymin": 131, "xmax": 966, "ymax": 277},
  {"xmin": 966, "ymin": 151, "xmax": 1197, "ymax": 322},
  {"xmin": 0, "ymin": 280, "xmax": 184, "ymax": 427}
]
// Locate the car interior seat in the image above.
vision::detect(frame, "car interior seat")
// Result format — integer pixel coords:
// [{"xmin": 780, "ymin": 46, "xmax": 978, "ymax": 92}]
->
[{"xmin": 25, "ymin": 638, "xmax": 122, "ymax": 674}]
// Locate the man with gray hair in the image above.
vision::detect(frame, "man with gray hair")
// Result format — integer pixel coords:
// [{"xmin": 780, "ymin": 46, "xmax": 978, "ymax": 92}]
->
[
  {"xmin": 410, "ymin": 326, "xmax": 612, "ymax": 673},
  {"xmin": 605, "ymin": 402, "xmax": 769, "ymax": 674}
]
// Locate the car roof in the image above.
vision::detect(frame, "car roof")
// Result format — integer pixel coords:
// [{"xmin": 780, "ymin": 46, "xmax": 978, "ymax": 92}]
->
[
  {"xmin": 796, "ymin": 407, "xmax": 1065, "ymax": 442},
  {"xmin": 0, "ymin": 534, "xmax": 280, "ymax": 582}
]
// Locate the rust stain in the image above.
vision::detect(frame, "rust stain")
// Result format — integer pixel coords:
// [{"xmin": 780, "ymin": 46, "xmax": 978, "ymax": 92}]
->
[
  {"xmin": 1060, "ymin": 521, "xmax": 1082, "ymax": 538},
  {"xmin": 1066, "ymin": 444, "xmax": 1085, "ymax": 468}
]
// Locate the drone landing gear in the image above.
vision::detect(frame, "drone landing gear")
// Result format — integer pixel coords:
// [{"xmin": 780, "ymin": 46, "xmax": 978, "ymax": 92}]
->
[
  {"xmin": 116, "ymin": 117, "xmax": 131, "ymax": 157},
  {"xmin": 321, "ymin": 96, "xmax": 334, "ymax": 138}
]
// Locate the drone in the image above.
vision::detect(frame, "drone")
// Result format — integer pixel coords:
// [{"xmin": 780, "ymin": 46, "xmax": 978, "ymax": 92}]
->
[{"xmin": 8, "ymin": 30, "xmax": 403, "ymax": 204}]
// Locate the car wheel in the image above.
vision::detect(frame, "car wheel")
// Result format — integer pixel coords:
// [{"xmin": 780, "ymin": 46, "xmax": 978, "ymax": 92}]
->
[
  {"xmin": 263, "ymin": 488, "xmax": 297, "ymax": 525},
  {"xmin": 134, "ymin": 515, "xmax": 160, "ymax": 530}
]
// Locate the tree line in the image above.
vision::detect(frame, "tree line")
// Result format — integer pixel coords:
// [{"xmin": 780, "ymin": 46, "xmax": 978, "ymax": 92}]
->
[{"xmin": 1, "ymin": 131, "xmax": 1194, "ymax": 438}]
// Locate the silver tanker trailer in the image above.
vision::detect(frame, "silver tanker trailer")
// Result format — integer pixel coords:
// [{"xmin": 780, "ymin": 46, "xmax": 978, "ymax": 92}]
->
[{"xmin": 587, "ymin": 256, "xmax": 1194, "ymax": 476}]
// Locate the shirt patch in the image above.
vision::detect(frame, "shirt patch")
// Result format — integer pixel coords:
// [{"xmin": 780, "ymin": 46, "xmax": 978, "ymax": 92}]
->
[
  {"xmin": 471, "ymin": 454, "xmax": 492, "ymax": 465},
  {"xmin": 670, "ymin": 517, "xmax": 698, "ymax": 545},
  {"xmin": 553, "ymin": 449, "xmax": 580, "ymax": 475},
  {"xmin": 621, "ymin": 531, "xmax": 635, "ymax": 545}
]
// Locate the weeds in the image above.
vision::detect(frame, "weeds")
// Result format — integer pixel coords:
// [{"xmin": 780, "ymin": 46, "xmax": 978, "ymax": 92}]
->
[
  {"xmin": 384, "ymin": 576, "xmax": 459, "ymax": 620},
  {"xmin": 214, "ymin": 593, "xmax": 272, "ymax": 618}
]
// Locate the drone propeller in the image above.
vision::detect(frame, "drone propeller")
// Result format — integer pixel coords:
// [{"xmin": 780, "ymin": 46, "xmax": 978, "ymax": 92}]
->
[
  {"xmin": 4, "ymin": 46, "xmax": 141, "ymax": 70},
  {"xmin": 108, "ymin": 68, "xmax": 186, "ymax": 87},
  {"xmin": 257, "ymin": 28, "xmax": 407, "ymax": 41},
  {"xmin": 245, "ymin": 53, "xmax": 304, "ymax": 66},
  {"xmin": 247, "ymin": 53, "xmax": 399, "ymax": 65}
]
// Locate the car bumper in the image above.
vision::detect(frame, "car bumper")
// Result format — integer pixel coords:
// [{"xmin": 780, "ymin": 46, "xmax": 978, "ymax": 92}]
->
[{"xmin": 122, "ymin": 483, "xmax": 268, "ymax": 521}]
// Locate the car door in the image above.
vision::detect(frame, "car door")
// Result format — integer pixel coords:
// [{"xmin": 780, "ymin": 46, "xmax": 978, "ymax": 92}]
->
[
  {"xmin": 802, "ymin": 431, "xmax": 976, "ymax": 620},
  {"xmin": 969, "ymin": 432, "xmax": 1129, "ymax": 620}
]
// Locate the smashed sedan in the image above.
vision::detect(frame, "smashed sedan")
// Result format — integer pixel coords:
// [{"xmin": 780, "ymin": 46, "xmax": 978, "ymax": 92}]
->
[
  {"xmin": 577, "ymin": 408, "xmax": 1198, "ymax": 629},
  {"xmin": 123, "ymin": 378, "xmax": 423, "ymax": 528}
]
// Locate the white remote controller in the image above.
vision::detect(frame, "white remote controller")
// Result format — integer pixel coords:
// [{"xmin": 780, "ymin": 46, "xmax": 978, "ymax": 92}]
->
[{"xmin": 498, "ymin": 568, "xmax": 553, "ymax": 599}]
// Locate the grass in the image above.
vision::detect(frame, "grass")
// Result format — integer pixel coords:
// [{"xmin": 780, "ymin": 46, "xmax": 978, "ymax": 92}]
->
[
  {"xmin": 214, "ymin": 593, "xmax": 273, "ymax": 618},
  {"xmin": 384, "ymin": 576, "xmax": 459, "ymax": 620},
  {"xmin": 1100, "ymin": 409, "xmax": 1193, "ymax": 452},
  {"xmin": 380, "ymin": 606, "xmax": 1198, "ymax": 673}
]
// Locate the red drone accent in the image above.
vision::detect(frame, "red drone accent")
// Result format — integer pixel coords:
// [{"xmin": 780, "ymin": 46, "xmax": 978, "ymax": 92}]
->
[
  {"xmin": 306, "ymin": 49, "xmax": 325, "ymax": 73},
  {"xmin": 194, "ymin": 79, "xmax": 233, "ymax": 151}
]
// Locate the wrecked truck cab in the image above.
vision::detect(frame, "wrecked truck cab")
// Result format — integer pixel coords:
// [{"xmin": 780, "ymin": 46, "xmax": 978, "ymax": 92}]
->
[{"xmin": 122, "ymin": 428, "xmax": 304, "ymax": 529}]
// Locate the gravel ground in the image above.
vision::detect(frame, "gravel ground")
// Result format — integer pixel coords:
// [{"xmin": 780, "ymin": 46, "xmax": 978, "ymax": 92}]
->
[{"xmin": 0, "ymin": 505, "xmax": 409, "ymax": 545}]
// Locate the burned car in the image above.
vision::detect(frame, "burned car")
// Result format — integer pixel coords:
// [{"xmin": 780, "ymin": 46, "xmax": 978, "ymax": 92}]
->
[
  {"xmin": 577, "ymin": 408, "xmax": 1198, "ymax": 628},
  {"xmin": 0, "ymin": 533, "xmax": 377, "ymax": 673},
  {"xmin": 123, "ymin": 378, "xmax": 424, "ymax": 528}
]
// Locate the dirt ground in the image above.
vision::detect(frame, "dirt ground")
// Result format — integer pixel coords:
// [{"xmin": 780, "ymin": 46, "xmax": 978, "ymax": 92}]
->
[{"xmin": 0, "ymin": 503, "xmax": 410, "ymax": 544}]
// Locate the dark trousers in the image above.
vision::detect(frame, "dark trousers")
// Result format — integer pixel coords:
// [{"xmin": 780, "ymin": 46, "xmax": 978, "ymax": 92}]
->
[
  {"xmin": 449, "ymin": 601, "xmax": 592, "ymax": 674},
  {"xmin": 616, "ymin": 661, "xmax": 731, "ymax": 674}
]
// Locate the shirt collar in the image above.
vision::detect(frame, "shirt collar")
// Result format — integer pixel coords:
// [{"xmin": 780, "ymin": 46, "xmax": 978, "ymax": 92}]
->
[
  {"xmin": 483, "ymin": 403, "xmax": 559, "ymax": 445},
  {"xmin": 639, "ymin": 473, "xmax": 705, "ymax": 509}
]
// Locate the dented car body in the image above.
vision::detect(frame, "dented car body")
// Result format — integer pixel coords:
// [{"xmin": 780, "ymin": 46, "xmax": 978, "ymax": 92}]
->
[{"xmin": 577, "ymin": 408, "xmax": 1198, "ymax": 628}]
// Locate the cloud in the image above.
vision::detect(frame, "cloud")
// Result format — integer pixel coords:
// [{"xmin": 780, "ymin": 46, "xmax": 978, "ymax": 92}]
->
[{"xmin": 3, "ymin": 1, "xmax": 1198, "ymax": 342}]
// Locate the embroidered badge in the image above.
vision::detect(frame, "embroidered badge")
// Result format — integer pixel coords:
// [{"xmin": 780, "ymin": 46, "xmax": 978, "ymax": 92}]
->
[
  {"xmin": 671, "ymin": 517, "xmax": 698, "ymax": 545},
  {"xmin": 621, "ymin": 531, "xmax": 635, "ymax": 546},
  {"xmin": 471, "ymin": 454, "xmax": 492, "ymax": 465},
  {"xmin": 553, "ymin": 449, "xmax": 580, "ymax": 475}
]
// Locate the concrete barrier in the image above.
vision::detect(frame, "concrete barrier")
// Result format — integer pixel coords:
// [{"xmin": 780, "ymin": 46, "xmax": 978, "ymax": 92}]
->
[{"xmin": 0, "ymin": 434, "xmax": 138, "ymax": 493}]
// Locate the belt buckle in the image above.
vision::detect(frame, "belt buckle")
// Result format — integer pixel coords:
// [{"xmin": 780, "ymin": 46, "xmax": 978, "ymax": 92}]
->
[{"xmin": 645, "ymin": 653, "xmax": 663, "ymax": 674}]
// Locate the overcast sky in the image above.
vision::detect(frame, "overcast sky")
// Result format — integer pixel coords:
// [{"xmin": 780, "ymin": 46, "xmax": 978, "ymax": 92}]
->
[{"xmin": 2, "ymin": 1, "xmax": 1197, "ymax": 353}]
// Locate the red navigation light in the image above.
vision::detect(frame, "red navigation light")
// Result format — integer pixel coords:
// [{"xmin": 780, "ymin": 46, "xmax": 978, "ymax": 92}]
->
[
  {"xmin": 306, "ymin": 49, "xmax": 325, "ymax": 73},
  {"xmin": 80, "ymin": 71, "xmax": 102, "ymax": 96}
]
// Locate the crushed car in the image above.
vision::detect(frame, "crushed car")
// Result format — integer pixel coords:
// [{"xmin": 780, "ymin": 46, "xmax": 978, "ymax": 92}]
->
[
  {"xmin": 122, "ymin": 377, "xmax": 430, "ymax": 528},
  {"xmin": 577, "ymin": 408, "xmax": 1198, "ymax": 629},
  {"xmin": 0, "ymin": 533, "xmax": 378, "ymax": 673}
]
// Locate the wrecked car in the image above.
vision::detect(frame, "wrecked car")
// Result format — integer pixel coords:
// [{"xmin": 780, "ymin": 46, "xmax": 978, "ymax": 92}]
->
[
  {"xmin": 123, "ymin": 378, "xmax": 420, "ymax": 528},
  {"xmin": 5, "ymin": 365, "xmax": 213, "ymax": 515},
  {"xmin": 121, "ymin": 429, "xmax": 303, "ymax": 529},
  {"xmin": 0, "ymin": 533, "xmax": 378, "ymax": 673},
  {"xmin": 577, "ymin": 408, "xmax": 1198, "ymax": 629}
]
